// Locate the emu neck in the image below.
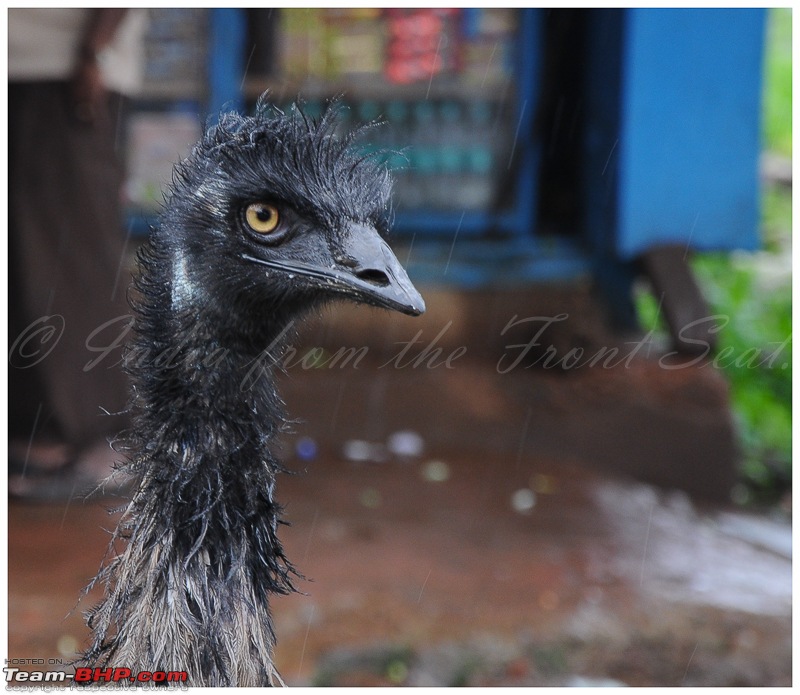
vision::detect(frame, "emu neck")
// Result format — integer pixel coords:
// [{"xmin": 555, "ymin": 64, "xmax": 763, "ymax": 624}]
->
[
  {"xmin": 123, "ymin": 239, "xmax": 297, "ymax": 586},
  {"xmin": 131, "ymin": 315, "xmax": 288, "ymax": 470},
  {"xmin": 82, "ymin": 241, "xmax": 296, "ymax": 686}
]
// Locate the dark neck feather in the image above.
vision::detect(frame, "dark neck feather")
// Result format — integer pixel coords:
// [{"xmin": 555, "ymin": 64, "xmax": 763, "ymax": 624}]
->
[{"xmin": 81, "ymin": 235, "xmax": 296, "ymax": 687}]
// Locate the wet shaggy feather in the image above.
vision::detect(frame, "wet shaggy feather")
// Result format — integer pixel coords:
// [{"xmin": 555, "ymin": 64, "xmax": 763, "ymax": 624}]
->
[{"xmin": 80, "ymin": 101, "xmax": 396, "ymax": 686}]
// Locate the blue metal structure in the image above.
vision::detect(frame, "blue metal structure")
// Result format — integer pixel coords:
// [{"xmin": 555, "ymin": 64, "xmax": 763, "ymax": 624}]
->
[{"xmin": 136, "ymin": 9, "xmax": 767, "ymax": 307}]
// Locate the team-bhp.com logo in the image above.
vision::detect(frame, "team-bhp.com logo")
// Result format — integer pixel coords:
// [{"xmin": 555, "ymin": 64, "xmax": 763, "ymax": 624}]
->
[
  {"xmin": 4, "ymin": 667, "xmax": 188, "ymax": 684},
  {"xmin": 75, "ymin": 668, "xmax": 188, "ymax": 684}
]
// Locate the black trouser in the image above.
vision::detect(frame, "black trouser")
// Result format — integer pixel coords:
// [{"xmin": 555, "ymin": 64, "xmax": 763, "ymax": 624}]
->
[{"xmin": 9, "ymin": 81, "xmax": 132, "ymax": 449}]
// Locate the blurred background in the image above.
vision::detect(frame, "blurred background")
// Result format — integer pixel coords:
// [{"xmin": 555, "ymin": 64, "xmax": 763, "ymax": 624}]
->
[{"xmin": 8, "ymin": 8, "xmax": 791, "ymax": 686}]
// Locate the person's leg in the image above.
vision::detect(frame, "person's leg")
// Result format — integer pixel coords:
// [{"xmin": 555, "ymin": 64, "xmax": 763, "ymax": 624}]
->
[{"xmin": 9, "ymin": 82, "xmax": 132, "ymax": 494}]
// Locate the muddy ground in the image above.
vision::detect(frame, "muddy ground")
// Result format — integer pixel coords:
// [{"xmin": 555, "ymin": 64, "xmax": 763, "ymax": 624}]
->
[{"xmin": 6, "ymin": 290, "xmax": 793, "ymax": 686}]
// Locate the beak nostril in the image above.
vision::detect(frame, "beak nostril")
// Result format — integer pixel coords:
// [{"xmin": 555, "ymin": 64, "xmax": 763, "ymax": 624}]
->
[
  {"xmin": 335, "ymin": 251, "xmax": 390, "ymax": 286},
  {"xmin": 356, "ymin": 268, "xmax": 390, "ymax": 287}
]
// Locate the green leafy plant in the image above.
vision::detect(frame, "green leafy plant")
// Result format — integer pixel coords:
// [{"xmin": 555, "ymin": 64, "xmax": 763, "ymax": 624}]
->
[
  {"xmin": 762, "ymin": 7, "xmax": 792, "ymax": 157},
  {"xmin": 693, "ymin": 252, "xmax": 791, "ymax": 501}
]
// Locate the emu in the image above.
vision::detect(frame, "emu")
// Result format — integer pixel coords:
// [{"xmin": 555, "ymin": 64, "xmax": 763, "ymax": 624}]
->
[{"xmin": 80, "ymin": 100, "xmax": 425, "ymax": 686}]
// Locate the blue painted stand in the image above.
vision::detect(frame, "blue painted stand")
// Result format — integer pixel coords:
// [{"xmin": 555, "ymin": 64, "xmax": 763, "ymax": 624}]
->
[
  {"xmin": 142, "ymin": 9, "xmax": 767, "ymax": 315},
  {"xmin": 615, "ymin": 9, "xmax": 765, "ymax": 258}
]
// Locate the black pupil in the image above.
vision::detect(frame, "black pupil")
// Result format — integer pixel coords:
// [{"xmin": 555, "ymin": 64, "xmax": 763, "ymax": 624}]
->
[{"xmin": 256, "ymin": 207, "xmax": 273, "ymax": 222}]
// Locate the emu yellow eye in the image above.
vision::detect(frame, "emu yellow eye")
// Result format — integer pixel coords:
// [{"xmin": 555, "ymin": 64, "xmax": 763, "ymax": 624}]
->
[{"xmin": 245, "ymin": 203, "xmax": 280, "ymax": 234}]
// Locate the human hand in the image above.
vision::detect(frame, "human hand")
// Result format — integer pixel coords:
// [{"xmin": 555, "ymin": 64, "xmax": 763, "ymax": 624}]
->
[{"xmin": 71, "ymin": 51, "xmax": 108, "ymax": 124}]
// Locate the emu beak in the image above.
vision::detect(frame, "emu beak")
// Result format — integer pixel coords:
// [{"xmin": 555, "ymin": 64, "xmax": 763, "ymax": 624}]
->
[
  {"xmin": 242, "ymin": 224, "xmax": 425, "ymax": 316},
  {"xmin": 336, "ymin": 223, "xmax": 426, "ymax": 316}
]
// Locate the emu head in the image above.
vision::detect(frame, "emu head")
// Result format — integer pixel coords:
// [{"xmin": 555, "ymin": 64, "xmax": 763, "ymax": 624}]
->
[{"xmin": 158, "ymin": 99, "xmax": 425, "ymax": 342}]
